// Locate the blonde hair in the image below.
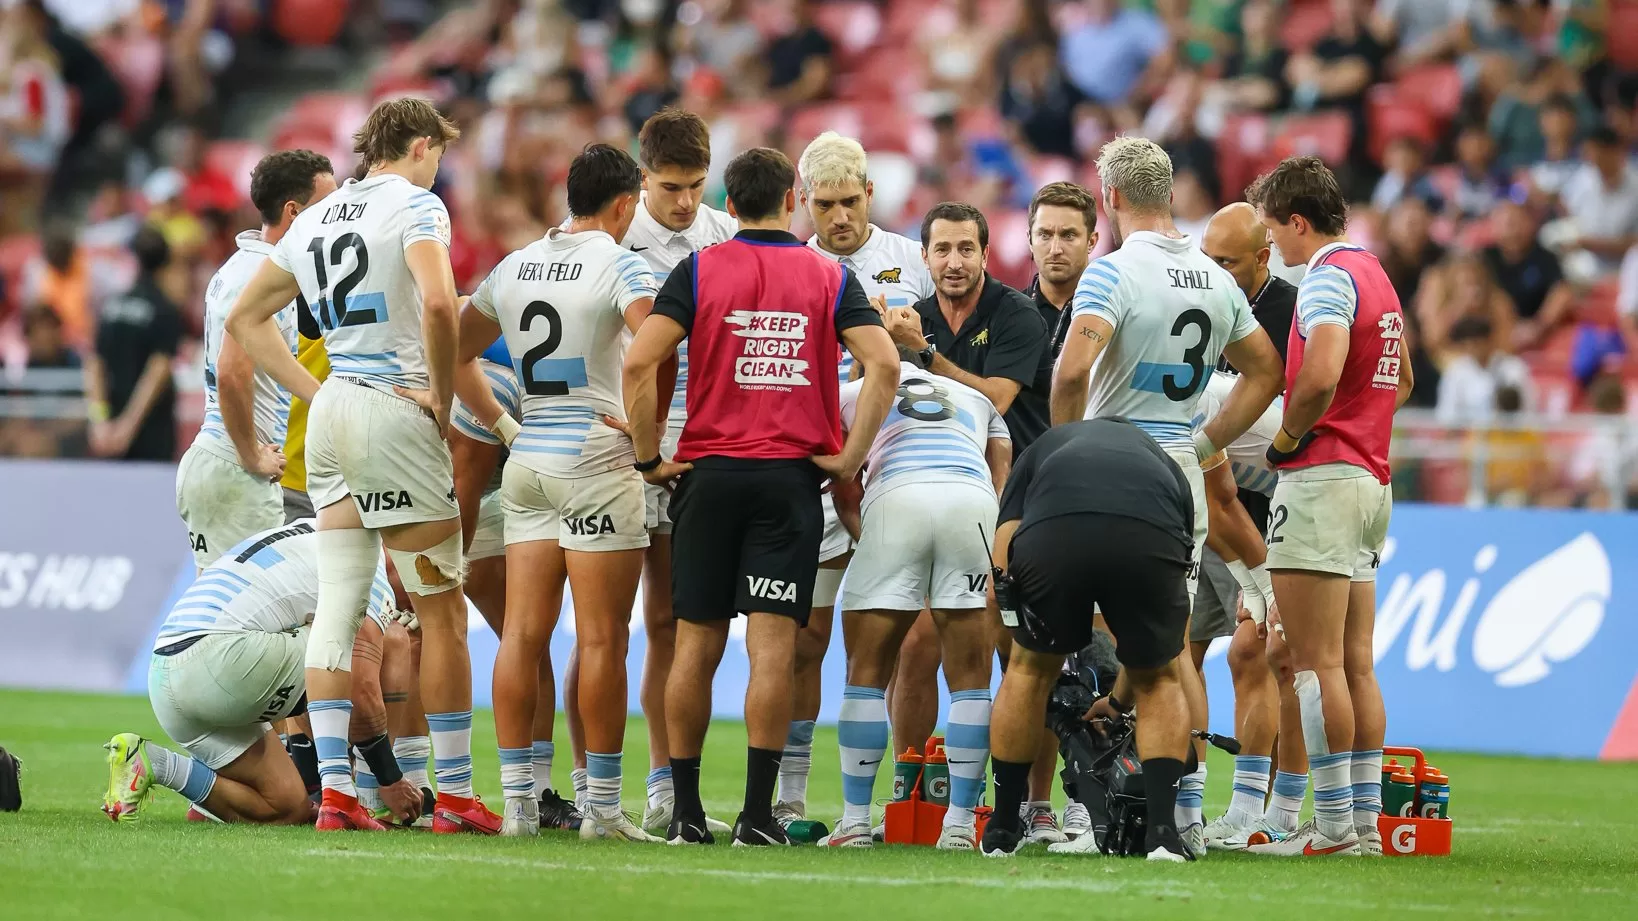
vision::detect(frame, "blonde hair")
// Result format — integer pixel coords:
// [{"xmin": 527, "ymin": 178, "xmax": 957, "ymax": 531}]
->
[
  {"xmin": 798, "ymin": 131, "xmax": 868, "ymax": 191},
  {"xmin": 1095, "ymin": 136, "xmax": 1173, "ymax": 213}
]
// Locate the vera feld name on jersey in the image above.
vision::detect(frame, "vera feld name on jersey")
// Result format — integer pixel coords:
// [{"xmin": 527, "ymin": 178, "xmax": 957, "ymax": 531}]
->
[{"xmin": 728, "ymin": 310, "xmax": 812, "ymax": 388}]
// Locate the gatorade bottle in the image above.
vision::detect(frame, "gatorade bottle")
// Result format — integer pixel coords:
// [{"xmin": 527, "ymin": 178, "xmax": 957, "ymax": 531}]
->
[
  {"xmin": 1380, "ymin": 758, "xmax": 1402, "ymax": 790},
  {"xmin": 1417, "ymin": 769, "xmax": 1450, "ymax": 819},
  {"xmin": 924, "ymin": 735, "xmax": 944, "ymax": 758},
  {"xmin": 892, "ymin": 748, "xmax": 924, "ymax": 802},
  {"xmin": 1383, "ymin": 769, "xmax": 1418, "ymax": 817},
  {"xmin": 921, "ymin": 745, "xmax": 951, "ymax": 808}
]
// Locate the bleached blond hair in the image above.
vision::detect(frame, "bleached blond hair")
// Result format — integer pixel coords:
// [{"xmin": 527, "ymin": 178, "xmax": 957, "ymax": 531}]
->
[
  {"xmin": 1095, "ymin": 136, "xmax": 1174, "ymax": 213},
  {"xmin": 798, "ymin": 131, "xmax": 868, "ymax": 191}
]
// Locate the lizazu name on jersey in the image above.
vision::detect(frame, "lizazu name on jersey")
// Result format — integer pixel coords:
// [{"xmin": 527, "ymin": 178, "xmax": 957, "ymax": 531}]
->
[
  {"xmin": 565, "ymin": 514, "xmax": 616, "ymax": 536},
  {"xmin": 1166, "ymin": 268, "xmax": 1214, "ymax": 290},
  {"xmin": 356, "ymin": 490, "xmax": 414, "ymax": 513},
  {"xmin": 519, "ymin": 261, "xmax": 581, "ymax": 282},
  {"xmin": 321, "ymin": 202, "xmax": 368, "ymax": 225},
  {"xmin": 747, "ymin": 575, "xmax": 799, "ymax": 602}
]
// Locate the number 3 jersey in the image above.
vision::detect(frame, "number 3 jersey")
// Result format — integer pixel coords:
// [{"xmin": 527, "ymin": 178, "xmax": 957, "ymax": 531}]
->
[
  {"xmin": 840, "ymin": 361, "xmax": 1008, "ymax": 513},
  {"xmin": 469, "ymin": 228, "xmax": 657, "ymax": 477},
  {"xmin": 272, "ymin": 174, "xmax": 453, "ymax": 389},
  {"xmin": 1071, "ymin": 231, "xmax": 1260, "ymax": 450}
]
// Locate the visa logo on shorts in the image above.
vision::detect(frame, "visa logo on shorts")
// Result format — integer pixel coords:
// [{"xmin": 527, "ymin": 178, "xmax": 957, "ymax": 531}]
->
[
  {"xmin": 746, "ymin": 576, "xmax": 798, "ymax": 603},
  {"xmin": 565, "ymin": 515, "xmax": 616, "ymax": 536},
  {"xmin": 356, "ymin": 490, "xmax": 413, "ymax": 513}
]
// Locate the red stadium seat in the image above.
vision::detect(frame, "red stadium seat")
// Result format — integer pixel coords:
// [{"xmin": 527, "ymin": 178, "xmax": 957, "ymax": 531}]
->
[
  {"xmin": 812, "ymin": 1, "xmax": 882, "ymax": 59},
  {"xmin": 1217, "ymin": 113, "xmax": 1274, "ymax": 201},
  {"xmin": 1368, "ymin": 86, "xmax": 1439, "ymax": 165},
  {"xmin": 1610, "ymin": 2, "xmax": 1638, "ymax": 71},
  {"xmin": 836, "ymin": 47, "xmax": 925, "ymax": 102},
  {"xmin": 1580, "ymin": 281, "xmax": 1622, "ymax": 328},
  {"xmin": 204, "ymin": 141, "xmax": 267, "ymax": 201},
  {"xmin": 272, "ymin": 0, "xmax": 350, "ymax": 47},
  {"xmin": 1397, "ymin": 64, "xmax": 1463, "ymax": 123},
  {"xmin": 1279, "ymin": 0, "xmax": 1334, "ymax": 52},
  {"xmin": 1272, "ymin": 111, "xmax": 1351, "ymax": 166}
]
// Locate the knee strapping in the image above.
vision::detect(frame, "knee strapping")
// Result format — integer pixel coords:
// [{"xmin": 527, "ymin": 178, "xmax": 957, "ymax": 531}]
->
[
  {"xmin": 1293, "ymin": 669, "xmax": 1331, "ymax": 758},
  {"xmin": 307, "ymin": 528, "xmax": 382, "ymax": 672},
  {"xmin": 811, "ymin": 567, "xmax": 844, "ymax": 609},
  {"xmin": 387, "ymin": 531, "xmax": 466, "ymax": 597}
]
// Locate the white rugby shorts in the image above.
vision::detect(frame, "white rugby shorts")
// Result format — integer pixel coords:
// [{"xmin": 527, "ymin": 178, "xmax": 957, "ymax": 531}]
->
[
  {"xmin": 501, "ymin": 462, "xmax": 649, "ymax": 552},
  {"xmin": 468, "ymin": 489, "xmax": 505, "ymax": 560},
  {"xmin": 147, "ymin": 629, "xmax": 306, "ymax": 769},
  {"xmin": 305, "ymin": 378, "xmax": 459, "ymax": 528},
  {"xmin": 1265, "ymin": 462, "xmax": 1391, "ymax": 581},
  {"xmin": 175, "ymin": 444, "xmax": 284, "ymax": 568},
  {"xmin": 841, "ymin": 480, "xmax": 997, "ymax": 612},
  {"xmin": 1164, "ymin": 445, "xmax": 1208, "ymax": 606}
]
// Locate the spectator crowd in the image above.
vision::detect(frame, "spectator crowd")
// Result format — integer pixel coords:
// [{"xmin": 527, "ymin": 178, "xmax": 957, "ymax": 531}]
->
[{"xmin": 4, "ymin": 0, "xmax": 1638, "ymax": 506}]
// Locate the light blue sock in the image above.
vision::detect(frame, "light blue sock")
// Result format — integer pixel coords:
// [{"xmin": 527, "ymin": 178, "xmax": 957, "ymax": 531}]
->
[
  {"xmin": 354, "ymin": 754, "xmax": 381, "ymax": 809},
  {"xmin": 393, "ymin": 735, "xmax": 430, "ymax": 790},
  {"xmin": 499, "ymin": 746, "xmax": 533, "ymax": 800},
  {"xmin": 646, "ymin": 765, "xmax": 673, "ymax": 809},
  {"xmin": 428, "ymin": 710, "xmax": 473, "ymax": 797},
  {"xmin": 1311, "ymin": 752, "xmax": 1354, "ymax": 839},
  {"xmin": 837, "ymin": 686, "xmax": 888, "ymax": 825},
  {"xmin": 1268, "ymin": 770, "xmax": 1307, "ymax": 832},
  {"xmin": 148, "ymin": 744, "xmax": 218, "ymax": 805},
  {"xmin": 1227, "ymin": 754, "xmax": 1272, "ymax": 824},
  {"xmin": 531, "ymin": 740, "xmax": 554, "ymax": 797},
  {"xmin": 778, "ymin": 719, "xmax": 816, "ymax": 806},
  {"xmin": 944, "ymin": 689, "xmax": 991, "ymax": 820},
  {"xmin": 586, "ymin": 751, "xmax": 622, "ymax": 811},
  {"xmin": 1351, "ymin": 749, "xmax": 1383, "ymax": 830},
  {"xmin": 309, "ymin": 699, "xmax": 355, "ymax": 796},
  {"xmin": 1176, "ymin": 765, "xmax": 1207, "ymax": 828}
]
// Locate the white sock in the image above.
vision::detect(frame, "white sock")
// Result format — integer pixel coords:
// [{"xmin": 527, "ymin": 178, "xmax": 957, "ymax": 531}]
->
[
  {"xmin": 147, "ymin": 744, "xmax": 217, "ymax": 804},
  {"xmin": 499, "ymin": 746, "xmax": 533, "ymax": 800},
  {"xmin": 777, "ymin": 719, "xmax": 815, "ymax": 806},
  {"xmin": 531, "ymin": 740, "xmax": 554, "ymax": 798},
  {"xmin": 1226, "ymin": 755, "xmax": 1272, "ymax": 825},
  {"xmin": 837, "ymin": 686, "xmax": 888, "ymax": 825},
  {"xmin": 646, "ymin": 766, "xmax": 673, "ymax": 810},
  {"xmin": 1351, "ymin": 749, "xmax": 1384, "ymax": 831},
  {"xmin": 586, "ymin": 752, "xmax": 622, "ymax": 812},
  {"xmin": 393, "ymin": 736, "xmax": 430, "ymax": 790},
  {"xmin": 572, "ymin": 767, "xmax": 589, "ymax": 811},
  {"xmin": 1176, "ymin": 765, "xmax": 1206, "ymax": 828},
  {"xmin": 354, "ymin": 753, "xmax": 382, "ymax": 810},
  {"xmin": 309, "ymin": 699, "xmax": 355, "ymax": 797},
  {"xmin": 1267, "ymin": 770, "xmax": 1306, "ymax": 832},
  {"xmin": 1311, "ymin": 752, "xmax": 1354, "ymax": 840},
  {"xmin": 427, "ymin": 710, "xmax": 473, "ymax": 797}
]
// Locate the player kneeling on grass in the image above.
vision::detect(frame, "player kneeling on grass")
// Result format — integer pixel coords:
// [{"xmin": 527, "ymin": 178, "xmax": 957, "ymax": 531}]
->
[
  {"xmin": 819, "ymin": 361, "xmax": 1010, "ymax": 850},
  {"xmin": 104, "ymin": 520, "xmax": 421, "ymax": 827}
]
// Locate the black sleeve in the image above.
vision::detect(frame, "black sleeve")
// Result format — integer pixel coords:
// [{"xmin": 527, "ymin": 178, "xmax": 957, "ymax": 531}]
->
[
  {"xmin": 296, "ymin": 294, "xmax": 321, "ymax": 340},
  {"xmin": 997, "ymin": 437, "xmax": 1039, "ymax": 526},
  {"xmin": 152, "ymin": 301, "xmax": 184, "ymax": 358},
  {"xmin": 981, "ymin": 296, "xmax": 1047, "ymax": 387},
  {"xmin": 833, "ymin": 268, "xmax": 883, "ymax": 334},
  {"xmin": 651, "ymin": 254, "xmax": 697, "ymax": 333}
]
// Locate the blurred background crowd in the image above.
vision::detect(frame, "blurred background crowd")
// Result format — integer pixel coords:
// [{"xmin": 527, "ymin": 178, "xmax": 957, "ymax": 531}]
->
[{"xmin": 4, "ymin": 0, "xmax": 1638, "ymax": 508}]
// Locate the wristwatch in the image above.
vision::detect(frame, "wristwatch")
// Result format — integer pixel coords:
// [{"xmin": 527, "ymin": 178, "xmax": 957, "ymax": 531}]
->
[{"xmin": 916, "ymin": 343, "xmax": 936, "ymax": 369}]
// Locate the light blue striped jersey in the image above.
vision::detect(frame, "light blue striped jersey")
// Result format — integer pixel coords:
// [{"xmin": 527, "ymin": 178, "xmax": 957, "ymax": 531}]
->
[
  {"xmin": 192, "ymin": 231, "xmax": 297, "ymax": 461},
  {"xmin": 1191, "ymin": 371, "xmax": 1282, "ymax": 497},
  {"xmin": 450, "ymin": 358, "xmax": 521, "ymax": 494},
  {"xmin": 841, "ymin": 361, "xmax": 1008, "ymax": 510},
  {"xmin": 1295, "ymin": 243, "xmax": 1364, "ymax": 337},
  {"xmin": 1070, "ymin": 231, "xmax": 1260, "ymax": 449},
  {"xmin": 154, "ymin": 520, "xmax": 392, "ymax": 649},
  {"xmin": 272, "ymin": 174, "xmax": 452, "ymax": 387},
  {"xmin": 809, "ymin": 225, "xmax": 934, "ymax": 384},
  {"xmin": 470, "ymin": 228, "xmax": 656, "ymax": 476}
]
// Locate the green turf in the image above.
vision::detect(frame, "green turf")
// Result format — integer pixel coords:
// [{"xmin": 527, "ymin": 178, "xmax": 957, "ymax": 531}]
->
[{"xmin": 1, "ymin": 688, "xmax": 1634, "ymax": 919}]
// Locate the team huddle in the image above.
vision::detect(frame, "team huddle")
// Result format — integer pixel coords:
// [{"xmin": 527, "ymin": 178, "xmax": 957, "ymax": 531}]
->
[{"xmin": 101, "ymin": 97, "xmax": 1408, "ymax": 863}]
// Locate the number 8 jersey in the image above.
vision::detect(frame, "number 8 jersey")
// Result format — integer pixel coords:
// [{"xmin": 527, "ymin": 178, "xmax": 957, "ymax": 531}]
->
[
  {"xmin": 272, "ymin": 174, "xmax": 453, "ymax": 388},
  {"xmin": 468, "ymin": 228, "xmax": 657, "ymax": 476},
  {"xmin": 1070, "ymin": 231, "xmax": 1260, "ymax": 450}
]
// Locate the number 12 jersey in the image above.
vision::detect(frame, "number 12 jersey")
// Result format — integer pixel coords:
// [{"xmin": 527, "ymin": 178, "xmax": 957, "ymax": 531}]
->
[
  {"xmin": 469, "ymin": 228, "xmax": 657, "ymax": 476},
  {"xmin": 1070, "ymin": 231, "xmax": 1260, "ymax": 451}
]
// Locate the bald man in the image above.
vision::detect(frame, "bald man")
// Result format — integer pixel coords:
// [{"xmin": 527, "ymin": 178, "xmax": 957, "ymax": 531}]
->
[{"xmin": 1202, "ymin": 203, "xmax": 1297, "ymax": 367}]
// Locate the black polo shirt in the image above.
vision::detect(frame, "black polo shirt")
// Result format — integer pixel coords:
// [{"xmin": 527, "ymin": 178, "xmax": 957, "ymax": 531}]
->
[
  {"xmin": 914, "ymin": 273, "xmax": 1047, "ymax": 452},
  {"xmin": 1219, "ymin": 272, "xmax": 1297, "ymax": 372}
]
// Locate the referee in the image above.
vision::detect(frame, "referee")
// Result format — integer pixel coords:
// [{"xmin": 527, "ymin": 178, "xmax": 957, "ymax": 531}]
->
[{"xmin": 621, "ymin": 147, "xmax": 899, "ymax": 846}]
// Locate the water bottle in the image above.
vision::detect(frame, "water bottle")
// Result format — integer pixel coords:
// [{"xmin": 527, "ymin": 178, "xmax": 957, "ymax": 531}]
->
[
  {"xmin": 1383, "ymin": 769, "xmax": 1418, "ymax": 817},
  {"xmin": 1380, "ymin": 758, "xmax": 1403, "ymax": 790},
  {"xmin": 892, "ymin": 748, "xmax": 923, "ymax": 802},
  {"xmin": 920, "ymin": 745, "xmax": 951, "ymax": 808},
  {"xmin": 1416, "ymin": 769, "xmax": 1450, "ymax": 819}
]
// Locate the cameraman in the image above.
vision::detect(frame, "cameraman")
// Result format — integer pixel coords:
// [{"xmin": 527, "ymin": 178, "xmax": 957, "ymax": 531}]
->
[{"xmin": 980, "ymin": 417, "xmax": 1194, "ymax": 862}]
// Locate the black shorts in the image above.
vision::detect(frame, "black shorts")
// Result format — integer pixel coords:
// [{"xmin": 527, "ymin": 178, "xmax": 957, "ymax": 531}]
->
[
  {"xmin": 1239, "ymin": 487, "xmax": 1271, "ymax": 537},
  {"xmin": 669, "ymin": 458, "xmax": 823, "ymax": 625},
  {"xmin": 1007, "ymin": 512, "xmax": 1191, "ymax": 670}
]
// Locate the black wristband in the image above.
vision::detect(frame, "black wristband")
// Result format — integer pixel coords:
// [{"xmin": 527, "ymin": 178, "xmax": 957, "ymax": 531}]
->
[
  {"xmin": 356, "ymin": 732, "xmax": 403, "ymax": 787},
  {"xmin": 633, "ymin": 455, "xmax": 662, "ymax": 473},
  {"xmin": 1107, "ymin": 694, "xmax": 1134, "ymax": 715}
]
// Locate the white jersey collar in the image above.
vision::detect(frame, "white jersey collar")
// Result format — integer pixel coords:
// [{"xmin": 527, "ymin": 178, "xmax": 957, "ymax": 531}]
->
[
  {"xmin": 1306, "ymin": 240, "xmax": 1364, "ymax": 270},
  {"xmin": 235, "ymin": 229, "xmax": 273, "ymax": 256},
  {"xmin": 1125, "ymin": 229, "xmax": 1193, "ymax": 251},
  {"xmin": 634, "ymin": 191, "xmax": 704, "ymax": 246},
  {"xmin": 547, "ymin": 226, "xmax": 616, "ymax": 248},
  {"xmin": 808, "ymin": 223, "xmax": 882, "ymax": 264}
]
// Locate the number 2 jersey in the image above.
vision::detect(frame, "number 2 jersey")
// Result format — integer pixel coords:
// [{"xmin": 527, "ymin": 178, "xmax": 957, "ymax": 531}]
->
[
  {"xmin": 272, "ymin": 174, "xmax": 453, "ymax": 388},
  {"xmin": 468, "ymin": 228, "xmax": 657, "ymax": 477},
  {"xmin": 194, "ymin": 231, "xmax": 297, "ymax": 460},
  {"xmin": 155, "ymin": 520, "xmax": 392, "ymax": 649},
  {"xmin": 1071, "ymin": 231, "xmax": 1259, "ymax": 451},
  {"xmin": 840, "ymin": 361, "xmax": 1008, "ymax": 512}
]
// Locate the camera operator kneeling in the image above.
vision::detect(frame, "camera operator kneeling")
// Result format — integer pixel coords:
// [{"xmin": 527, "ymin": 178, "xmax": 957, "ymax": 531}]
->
[{"xmin": 982, "ymin": 417, "xmax": 1195, "ymax": 862}]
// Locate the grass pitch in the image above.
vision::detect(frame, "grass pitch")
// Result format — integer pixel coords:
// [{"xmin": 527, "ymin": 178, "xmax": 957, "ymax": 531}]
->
[{"xmin": 1, "ymin": 688, "xmax": 1634, "ymax": 920}]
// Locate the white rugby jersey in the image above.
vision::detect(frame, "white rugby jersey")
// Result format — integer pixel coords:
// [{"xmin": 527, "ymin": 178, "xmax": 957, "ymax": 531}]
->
[
  {"xmin": 451, "ymin": 357, "xmax": 522, "ymax": 494},
  {"xmin": 470, "ymin": 228, "xmax": 656, "ymax": 476},
  {"xmin": 620, "ymin": 194, "xmax": 736, "ymax": 444},
  {"xmin": 841, "ymin": 361, "xmax": 1007, "ymax": 511},
  {"xmin": 155, "ymin": 520, "xmax": 391, "ymax": 648},
  {"xmin": 809, "ymin": 225, "xmax": 934, "ymax": 384},
  {"xmin": 1192, "ymin": 371, "xmax": 1282, "ymax": 496},
  {"xmin": 1071, "ymin": 231, "xmax": 1260, "ymax": 450},
  {"xmin": 194, "ymin": 231, "xmax": 297, "ymax": 460},
  {"xmin": 272, "ymin": 174, "xmax": 453, "ymax": 388}
]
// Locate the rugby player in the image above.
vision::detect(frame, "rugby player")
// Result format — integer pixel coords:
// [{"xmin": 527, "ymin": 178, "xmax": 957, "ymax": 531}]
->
[
  {"xmin": 564, "ymin": 108, "xmax": 735, "ymax": 835},
  {"xmin": 781, "ymin": 131, "xmax": 934, "ymax": 832},
  {"xmin": 449, "ymin": 336, "xmax": 582, "ymax": 830},
  {"xmin": 227, "ymin": 98, "xmax": 495, "ymax": 833},
  {"xmin": 102, "ymin": 521, "xmax": 420, "ymax": 827},
  {"xmin": 820, "ymin": 361, "xmax": 1009, "ymax": 849},
  {"xmin": 176, "ymin": 151, "xmax": 336, "ymax": 569},
  {"xmin": 1245, "ymin": 157, "xmax": 1412, "ymax": 857},
  {"xmin": 1049, "ymin": 136, "xmax": 1283, "ymax": 857},
  {"xmin": 454, "ymin": 144, "xmax": 661, "ymax": 841}
]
